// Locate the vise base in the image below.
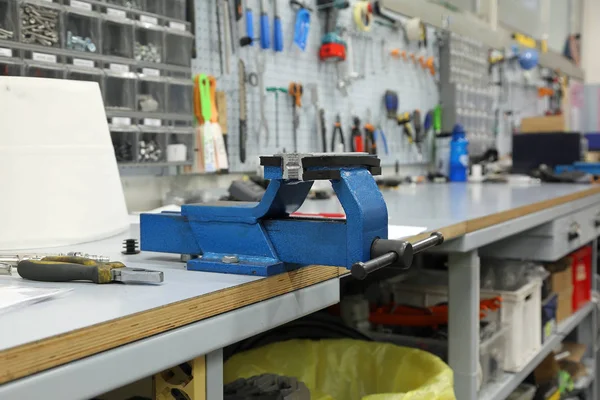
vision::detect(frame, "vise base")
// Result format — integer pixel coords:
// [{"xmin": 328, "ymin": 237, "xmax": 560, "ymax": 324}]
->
[{"xmin": 140, "ymin": 153, "xmax": 387, "ymax": 276}]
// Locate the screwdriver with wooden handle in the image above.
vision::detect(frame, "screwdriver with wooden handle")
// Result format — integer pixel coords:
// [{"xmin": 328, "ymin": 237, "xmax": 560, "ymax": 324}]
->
[
  {"xmin": 288, "ymin": 82, "xmax": 303, "ymax": 152},
  {"xmin": 17, "ymin": 256, "xmax": 164, "ymax": 284}
]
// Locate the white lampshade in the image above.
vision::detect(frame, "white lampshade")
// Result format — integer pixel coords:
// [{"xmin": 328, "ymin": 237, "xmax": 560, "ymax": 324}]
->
[{"xmin": 0, "ymin": 77, "xmax": 129, "ymax": 250}]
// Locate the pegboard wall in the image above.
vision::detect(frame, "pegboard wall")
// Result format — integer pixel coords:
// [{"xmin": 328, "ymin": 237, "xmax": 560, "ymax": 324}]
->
[
  {"xmin": 192, "ymin": 0, "xmax": 440, "ymax": 172},
  {"xmin": 492, "ymin": 63, "xmax": 547, "ymax": 155}
]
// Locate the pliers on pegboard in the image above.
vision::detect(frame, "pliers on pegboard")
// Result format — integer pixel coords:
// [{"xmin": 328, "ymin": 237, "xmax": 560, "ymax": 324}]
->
[
  {"xmin": 363, "ymin": 109, "xmax": 377, "ymax": 155},
  {"xmin": 350, "ymin": 116, "xmax": 364, "ymax": 152},
  {"xmin": 331, "ymin": 114, "xmax": 345, "ymax": 152}
]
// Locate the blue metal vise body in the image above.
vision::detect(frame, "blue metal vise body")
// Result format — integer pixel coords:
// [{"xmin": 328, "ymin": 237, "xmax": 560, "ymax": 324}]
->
[{"xmin": 140, "ymin": 153, "xmax": 387, "ymax": 276}]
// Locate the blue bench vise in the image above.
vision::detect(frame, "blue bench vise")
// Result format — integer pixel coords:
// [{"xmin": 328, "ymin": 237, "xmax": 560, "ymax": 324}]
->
[{"xmin": 140, "ymin": 153, "xmax": 443, "ymax": 279}]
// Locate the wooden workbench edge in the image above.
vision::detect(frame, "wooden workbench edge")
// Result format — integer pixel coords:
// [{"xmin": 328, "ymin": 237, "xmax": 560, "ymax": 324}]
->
[
  {"xmin": 0, "ymin": 266, "xmax": 342, "ymax": 385},
  {"xmin": 409, "ymin": 222, "xmax": 467, "ymax": 243},
  {"xmin": 466, "ymin": 186, "xmax": 600, "ymax": 233}
]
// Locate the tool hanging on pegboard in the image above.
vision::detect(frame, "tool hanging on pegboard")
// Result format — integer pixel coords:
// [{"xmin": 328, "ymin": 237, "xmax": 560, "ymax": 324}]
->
[
  {"xmin": 256, "ymin": 55, "xmax": 269, "ymax": 145},
  {"xmin": 350, "ymin": 116, "xmax": 364, "ymax": 152},
  {"xmin": 193, "ymin": 0, "xmax": 440, "ymax": 171},
  {"xmin": 290, "ymin": 1, "xmax": 312, "ymax": 51},
  {"xmin": 266, "ymin": 86, "xmax": 287, "ymax": 149},
  {"xmin": 308, "ymin": 84, "xmax": 327, "ymax": 153},
  {"xmin": 288, "ymin": 82, "xmax": 303, "ymax": 152},
  {"xmin": 273, "ymin": 0, "xmax": 283, "ymax": 51},
  {"xmin": 238, "ymin": 59, "xmax": 248, "ymax": 163},
  {"xmin": 331, "ymin": 114, "xmax": 345, "ymax": 152},
  {"xmin": 209, "ymin": 76, "xmax": 229, "ymax": 171}
]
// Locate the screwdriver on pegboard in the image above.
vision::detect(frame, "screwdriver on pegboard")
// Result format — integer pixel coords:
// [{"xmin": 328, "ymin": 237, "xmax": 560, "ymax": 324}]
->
[
  {"xmin": 384, "ymin": 90, "xmax": 399, "ymax": 119},
  {"xmin": 273, "ymin": 0, "xmax": 283, "ymax": 51},
  {"xmin": 259, "ymin": 0, "xmax": 270, "ymax": 49}
]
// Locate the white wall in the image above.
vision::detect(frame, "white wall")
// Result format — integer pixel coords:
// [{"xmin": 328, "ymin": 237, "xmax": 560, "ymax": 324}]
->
[
  {"xmin": 445, "ymin": 0, "xmax": 476, "ymax": 12},
  {"xmin": 581, "ymin": 0, "xmax": 600, "ymax": 84},
  {"xmin": 121, "ymin": 173, "xmax": 243, "ymax": 211},
  {"xmin": 548, "ymin": 0, "xmax": 569, "ymax": 52},
  {"xmin": 120, "ymin": 164, "xmax": 426, "ymax": 212}
]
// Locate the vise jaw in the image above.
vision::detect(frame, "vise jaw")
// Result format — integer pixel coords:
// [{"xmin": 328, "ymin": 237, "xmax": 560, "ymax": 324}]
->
[{"xmin": 140, "ymin": 153, "xmax": 442, "ymax": 277}]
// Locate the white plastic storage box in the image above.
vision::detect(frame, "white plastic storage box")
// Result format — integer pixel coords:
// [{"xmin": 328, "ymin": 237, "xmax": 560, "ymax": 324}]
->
[
  {"xmin": 507, "ymin": 383, "xmax": 536, "ymax": 400},
  {"xmin": 484, "ymin": 280, "xmax": 542, "ymax": 371},
  {"xmin": 392, "ymin": 278, "xmax": 542, "ymax": 372}
]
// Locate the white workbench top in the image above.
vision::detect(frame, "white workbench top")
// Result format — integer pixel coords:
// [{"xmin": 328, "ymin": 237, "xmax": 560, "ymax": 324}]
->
[
  {"xmin": 0, "ymin": 223, "xmax": 341, "ymax": 398},
  {"xmin": 1, "ymin": 182, "xmax": 600, "ymax": 399},
  {"xmin": 3, "ymin": 183, "xmax": 597, "ymax": 354},
  {"xmin": 0, "ymin": 226, "xmax": 262, "ymax": 353}
]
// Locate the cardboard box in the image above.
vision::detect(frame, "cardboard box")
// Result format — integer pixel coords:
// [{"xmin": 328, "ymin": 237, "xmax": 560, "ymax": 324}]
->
[
  {"xmin": 546, "ymin": 259, "xmax": 573, "ymax": 293},
  {"xmin": 534, "ymin": 352, "xmax": 560, "ymax": 384},
  {"xmin": 557, "ymin": 342, "xmax": 588, "ymax": 380},
  {"xmin": 556, "ymin": 288, "xmax": 574, "ymax": 323},
  {"xmin": 558, "ymin": 342, "xmax": 587, "ymax": 363},
  {"xmin": 552, "ymin": 266, "xmax": 573, "ymax": 293},
  {"xmin": 585, "ymin": 152, "xmax": 600, "ymax": 162},
  {"xmin": 521, "ymin": 115, "xmax": 568, "ymax": 133}
]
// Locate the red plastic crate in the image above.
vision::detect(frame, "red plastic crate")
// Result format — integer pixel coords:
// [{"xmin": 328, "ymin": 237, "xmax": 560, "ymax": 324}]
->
[{"xmin": 570, "ymin": 246, "xmax": 592, "ymax": 312}]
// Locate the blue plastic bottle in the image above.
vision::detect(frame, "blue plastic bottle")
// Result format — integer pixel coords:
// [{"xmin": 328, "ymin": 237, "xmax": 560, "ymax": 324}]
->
[{"xmin": 449, "ymin": 124, "xmax": 469, "ymax": 182}]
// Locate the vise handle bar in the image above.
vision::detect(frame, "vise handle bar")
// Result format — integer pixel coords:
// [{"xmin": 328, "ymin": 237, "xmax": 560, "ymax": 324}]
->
[{"xmin": 351, "ymin": 232, "xmax": 444, "ymax": 280}]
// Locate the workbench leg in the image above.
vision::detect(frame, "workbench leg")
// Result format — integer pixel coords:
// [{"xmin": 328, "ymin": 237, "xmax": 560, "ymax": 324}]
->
[
  {"xmin": 593, "ymin": 239, "xmax": 599, "ymax": 400},
  {"xmin": 577, "ymin": 240, "xmax": 599, "ymax": 400},
  {"xmin": 206, "ymin": 349, "xmax": 224, "ymax": 400},
  {"xmin": 154, "ymin": 355, "xmax": 207, "ymax": 400},
  {"xmin": 448, "ymin": 251, "xmax": 480, "ymax": 400}
]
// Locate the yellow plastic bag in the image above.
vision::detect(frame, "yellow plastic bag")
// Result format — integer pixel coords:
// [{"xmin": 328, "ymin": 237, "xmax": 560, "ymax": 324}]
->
[{"xmin": 224, "ymin": 339, "xmax": 455, "ymax": 400}]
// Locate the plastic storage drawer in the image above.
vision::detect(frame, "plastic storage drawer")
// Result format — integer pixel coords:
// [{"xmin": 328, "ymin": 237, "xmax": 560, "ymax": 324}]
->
[
  {"xmin": 392, "ymin": 278, "xmax": 542, "ymax": 372},
  {"xmin": 20, "ymin": 2, "xmax": 62, "ymax": 47},
  {"xmin": 103, "ymin": 17, "xmax": 134, "ymax": 58},
  {"xmin": 480, "ymin": 205, "xmax": 599, "ymax": 261},
  {"xmin": 65, "ymin": 7, "xmax": 100, "ymax": 54},
  {"xmin": 0, "ymin": 0, "xmax": 18, "ymax": 41},
  {"xmin": 164, "ymin": 0, "xmax": 185, "ymax": 20},
  {"xmin": 165, "ymin": 30, "xmax": 193, "ymax": 66},
  {"xmin": 0, "ymin": 60, "xmax": 23, "ymax": 76}
]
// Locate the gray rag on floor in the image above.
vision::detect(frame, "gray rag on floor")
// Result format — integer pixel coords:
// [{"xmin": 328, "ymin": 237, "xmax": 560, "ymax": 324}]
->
[{"xmin": 224, "ymin": 374, "xmax": 311, "ymax": 400}]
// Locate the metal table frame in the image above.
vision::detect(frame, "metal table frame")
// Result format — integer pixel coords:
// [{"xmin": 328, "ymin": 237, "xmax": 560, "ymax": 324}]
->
[
  {"xmin": 2, "ymin": 185, "xmax": 600, "ymax": 399},
  {"xmin": 443, "ymin": 195, "xmax": 600, "ymax": 399}
]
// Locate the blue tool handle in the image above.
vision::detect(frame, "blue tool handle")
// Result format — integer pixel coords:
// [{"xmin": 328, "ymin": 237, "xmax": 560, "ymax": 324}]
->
[
  {"xmin": 293, "ymin": 8, "xmax": 311, "ymax": 51},
  {"xmin": 246, "ymin": 8, "xmax": 254, "ymax": 46},
  {"xmin": 260, "ymin": 14, "xmax": 270, "ymax": 49},
  {"xmin": 274, "ymin": 16, "xmax": 283, "ymax": 52},
  {"xmin": 376, "ymin": 129, "xmax": 389, "ymax": 155}
]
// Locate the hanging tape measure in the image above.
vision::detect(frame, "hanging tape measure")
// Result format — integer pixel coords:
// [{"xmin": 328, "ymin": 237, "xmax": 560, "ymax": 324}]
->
[{"xmin": 353, "ymin": 1, "xmax": 372, "ymax": 32}]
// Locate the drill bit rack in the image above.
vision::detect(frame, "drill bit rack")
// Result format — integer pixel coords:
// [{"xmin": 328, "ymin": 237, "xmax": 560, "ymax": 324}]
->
[{"xmin": 0, "ymin": 0, "xmax": 195, "ymax": 173}]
